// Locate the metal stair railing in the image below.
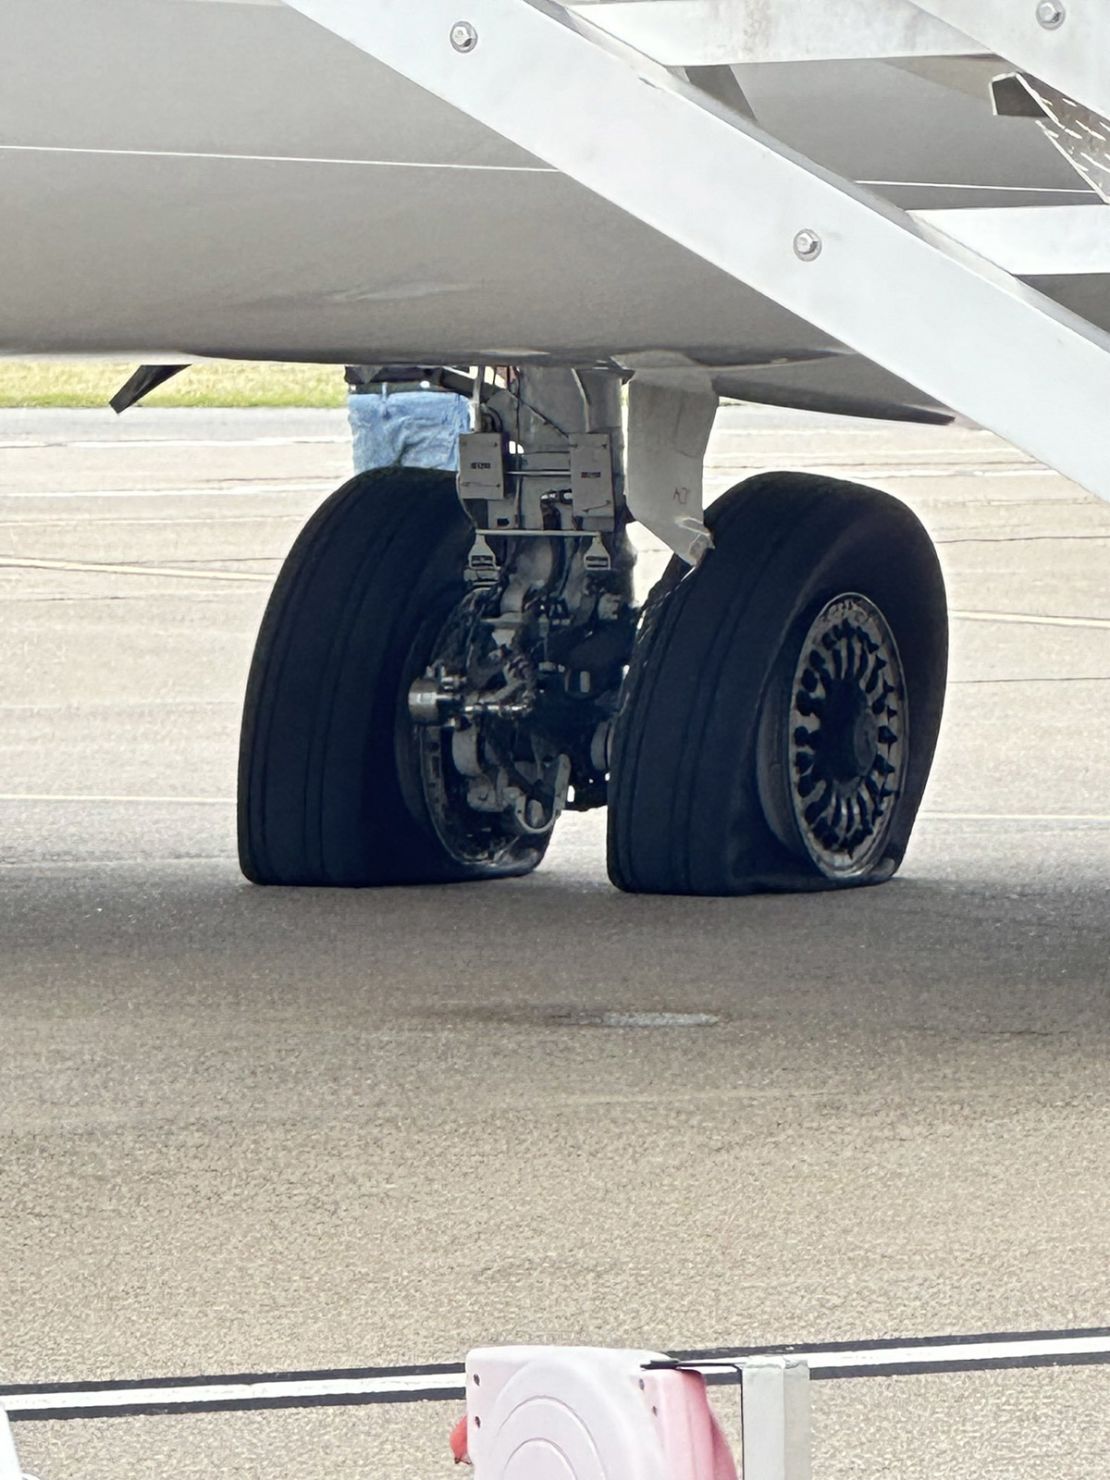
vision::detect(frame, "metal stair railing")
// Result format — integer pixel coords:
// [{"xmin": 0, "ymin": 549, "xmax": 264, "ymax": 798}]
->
[{"xmin": 281, "ymin": 0, "xmax": 1110, "ymax": 525}]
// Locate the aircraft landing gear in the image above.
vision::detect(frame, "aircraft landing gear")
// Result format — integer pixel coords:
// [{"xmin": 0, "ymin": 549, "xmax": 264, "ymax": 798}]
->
[
  {"xmin": 237, "ymin": 372, "xmax": 636, "ymax": 887},
  {"xmin": 237, "ymin": 372, "xmax": 947, "ymax": 894}
]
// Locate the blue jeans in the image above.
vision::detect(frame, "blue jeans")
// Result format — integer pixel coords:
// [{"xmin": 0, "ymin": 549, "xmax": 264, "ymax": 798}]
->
[{"xmin": 348, "ymin": 390, "xmax": 470, "ymax": 473}]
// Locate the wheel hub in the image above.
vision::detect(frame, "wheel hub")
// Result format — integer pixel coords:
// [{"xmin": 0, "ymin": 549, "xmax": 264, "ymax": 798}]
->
[
  {"xmin": 409, "ymin": 596, "xmax": 563, "ymax": 867},
  {"xmin": 409, "ymin": 548, "xmax": 635, "ymax": 869},
  {"xmin": 787, "ymin": 593, "xmax": 908, "ymax": 877},
  {"xmin": 821, "ymin": 686, "xmax": 880, "ymax": 782}
]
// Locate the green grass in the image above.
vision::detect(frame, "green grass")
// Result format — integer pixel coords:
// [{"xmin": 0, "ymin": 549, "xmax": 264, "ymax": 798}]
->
[{"xmin": 0, "ymin": 360, "xmax": 347, "ymax": 409}]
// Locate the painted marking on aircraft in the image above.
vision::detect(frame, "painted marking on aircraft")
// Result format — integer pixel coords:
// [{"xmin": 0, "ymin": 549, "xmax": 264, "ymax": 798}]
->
[
  {"xmin": 0, "ymin": 143, "xmax": 556, "ymax": 173},
  {"xmin": 4, "ymin": 1327, "xmax": 1110, "ymax": 1420}
]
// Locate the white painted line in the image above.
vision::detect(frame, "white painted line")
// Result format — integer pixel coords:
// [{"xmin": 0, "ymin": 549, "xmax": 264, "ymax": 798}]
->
[
  {"xmin": 0, "ymin": 857, "xmax": 225, "ymax": 873},
  {"xmin": 0, "ymin": 794, "xmax": 1104, "ymax": 823},
  {"xmin": 704, "ymin": 460, "xmax": 1043, "ymax": 476},
  {"xmin": 6, "ymin": 1329, "xmax": 1110, "ymax": 1420},
  {"xmin": 0, "ymin": 556, "xmax": 272, "ymax": 584},
  {"xmin": 4, "ymin": 1371, "xmax": 460, "ymax": 1417},
  {"xmin": 0, "ymin": 482, "xmax": 330, "ymax": 499},
  {"xmin": 0, "ymin": 143, "xmax": 555, "ymax": 173},
  {"xmin": 951, "ymin": 608, "xmax": 1110, "ymax": 630},
  {"xmin": 0, "ymin": 794, "xmax": 232, "ymax": 806},
  {"xmin": 9, "ymin": 557, "xmax": 1103, "ymax": 631},
  {"xmin": 0, "ymin": 439, "xmax": 345, "ymax": 452},
  {"xmin": 713, "ymin": 465, "xmax": 1050, "ymax": 480},
  {"xmin": 922, "ymin": 810, "xmax": 1110, "ymax": 823},
  {"xmin": 688, "ymin": 1330, "xmax": 1110, "ymax": 1378},
  {"xmin": 852, "ymin": 464, "xmax": 1045, "ymax": 479},
  {"xmin": 71, "ymin": 438, "xmax": 345, "ymax": 450},
  {"xmin": 710, "ymin": 424, "xmax": 995, "ymax": 436},
  {"xmin": 580, "ymin": 1010, "xmax": 719, "ymax": 1028},
  {"xmin": 6, "ymin": 470, "xmax": 1053, "ymax": 499},
  {"xmin": 2, "ymin": 551, "xmax": 1106, "ymax": 629}
]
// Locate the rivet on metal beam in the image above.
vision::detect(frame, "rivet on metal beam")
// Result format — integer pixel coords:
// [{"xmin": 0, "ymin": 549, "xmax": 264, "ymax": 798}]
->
[
  {"xmin": 450, "ymin": 20, "xmax": 479, "ymax": 51},
  {"xmin": 793, "ymin": 229, "xmax": 822, "ymax": 261},
  {"xmin": 1036, "ymin": 1, "xmax": 1066, "ymax": 29}
]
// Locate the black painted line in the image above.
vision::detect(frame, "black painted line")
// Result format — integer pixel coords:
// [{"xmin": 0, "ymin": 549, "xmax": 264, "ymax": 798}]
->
[
  {"xmin": 10, "ymin": 1390, "xmax": 466, "ymax": 1423},
  {"xmin": 6, "ymin": 1327, "xmax": 1110, "ymax": 1422},
  {"xmin": 0, "ymin": 1361, "xmax": 462, "ymax": 1399}
]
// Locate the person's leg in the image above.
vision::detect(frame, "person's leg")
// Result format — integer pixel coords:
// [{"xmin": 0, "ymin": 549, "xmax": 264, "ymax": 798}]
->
[
  {"xmin": 396, "ymin": 392, "xmax": 471, "ymax": 471},
  {"xmin": 348, "ymin": 391, "xmax": 405, "ymax": 473}
]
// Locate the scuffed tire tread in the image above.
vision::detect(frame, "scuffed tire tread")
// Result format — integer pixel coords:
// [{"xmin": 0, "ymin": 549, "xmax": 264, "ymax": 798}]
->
[
  {"xmin": 607, "ymin": 472, "xmax": 947, "ymax": 895},
  {"xmin": 239, "ymin": 468, "xmax": 538, "ymax": 887}
]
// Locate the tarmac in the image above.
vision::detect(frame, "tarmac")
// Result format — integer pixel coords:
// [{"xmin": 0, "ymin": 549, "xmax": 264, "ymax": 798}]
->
[{"xmin": 1, "ymin": 405, "xmax": 1108, "ymax": 1479}]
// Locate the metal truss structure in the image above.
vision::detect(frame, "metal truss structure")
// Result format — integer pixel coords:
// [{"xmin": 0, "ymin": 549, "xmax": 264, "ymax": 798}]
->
[{"xmin": 281, "ymin": 0, "xmax": 1110, "ymax": 557}]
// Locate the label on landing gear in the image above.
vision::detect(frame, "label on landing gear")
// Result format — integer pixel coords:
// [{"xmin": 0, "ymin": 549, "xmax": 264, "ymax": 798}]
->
[
  {"xmin": 465, "ymin": 535, "xmax": 501, "ymax": 585},
  {"xmin": 458, "ymin": 433, "xmax": 507, "ymax": 500},
  {"xmin": 583, "ymin": 536, "xmax": 611, "ymax": 572},
  {"xmin": 569, "ymin": 434, "xmax": 615, "ymax": 522}
]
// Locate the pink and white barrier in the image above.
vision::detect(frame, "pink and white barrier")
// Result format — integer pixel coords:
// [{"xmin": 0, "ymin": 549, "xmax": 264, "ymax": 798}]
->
[{"xmin": 451, "ymin": 1347, "xmax": 811, "ymax": 1480}]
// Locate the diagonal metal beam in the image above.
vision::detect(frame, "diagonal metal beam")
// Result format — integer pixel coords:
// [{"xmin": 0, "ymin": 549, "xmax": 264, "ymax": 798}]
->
[
  {"xmin": 908, "ymin": 0, "xmax": 1110, "ymax": 121},
  {"xmin": 912, "ymin": 205, "xmax": 1110, "ymax": 274},
  {"xmin": 281, "ymin": 0, "xmax": 1110, "ymax": 503},
  {"xmin": 565, "ymin": 0, "xmax": 981, "ymax": 67}
]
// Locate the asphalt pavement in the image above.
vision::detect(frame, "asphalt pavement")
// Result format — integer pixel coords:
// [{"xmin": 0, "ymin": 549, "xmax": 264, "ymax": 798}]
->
[{"xmin": 1, "ymin": 406, "xmax": 1108, "ymax": 1480}]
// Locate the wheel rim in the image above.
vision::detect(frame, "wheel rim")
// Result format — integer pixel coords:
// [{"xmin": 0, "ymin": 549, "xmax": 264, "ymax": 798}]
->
[
  {"xmin": 787, "ymin": 593, "xmax": 909, "ymax": 878},
  {"xmin": 408, "ymin": 597, "xmax": 554, "ymax": 872}
]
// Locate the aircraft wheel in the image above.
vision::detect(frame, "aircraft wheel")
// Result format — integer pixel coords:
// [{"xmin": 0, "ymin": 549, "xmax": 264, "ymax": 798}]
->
[
  {"xmin": 607, "ymin": 472, "xmax": 947, "ymax": 894},
  {"xmin": 238, "ymin": 468, "xmax": 547, "ymax": 885}
]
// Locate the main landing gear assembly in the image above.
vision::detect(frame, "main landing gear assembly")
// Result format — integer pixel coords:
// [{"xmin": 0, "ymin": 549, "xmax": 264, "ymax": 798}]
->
[{"xmin": 238, "ymin": 369, "xmax": 947, "ymax": 895}]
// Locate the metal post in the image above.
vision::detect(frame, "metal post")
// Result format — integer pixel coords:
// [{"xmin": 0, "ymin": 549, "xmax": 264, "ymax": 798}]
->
[
  {"xmin": 0, "ymin": 1410, "xmax": 27, "ymax": 1480},
  {"xmin": 740, "ymin": 1358, "xmax": 812, "ymax": 1480}
]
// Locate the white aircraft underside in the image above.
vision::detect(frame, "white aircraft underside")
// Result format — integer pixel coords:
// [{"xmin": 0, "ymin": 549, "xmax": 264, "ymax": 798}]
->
[{"xmin": 2, "ymin": 0, "xmax": 1102, "ymax": 420}]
